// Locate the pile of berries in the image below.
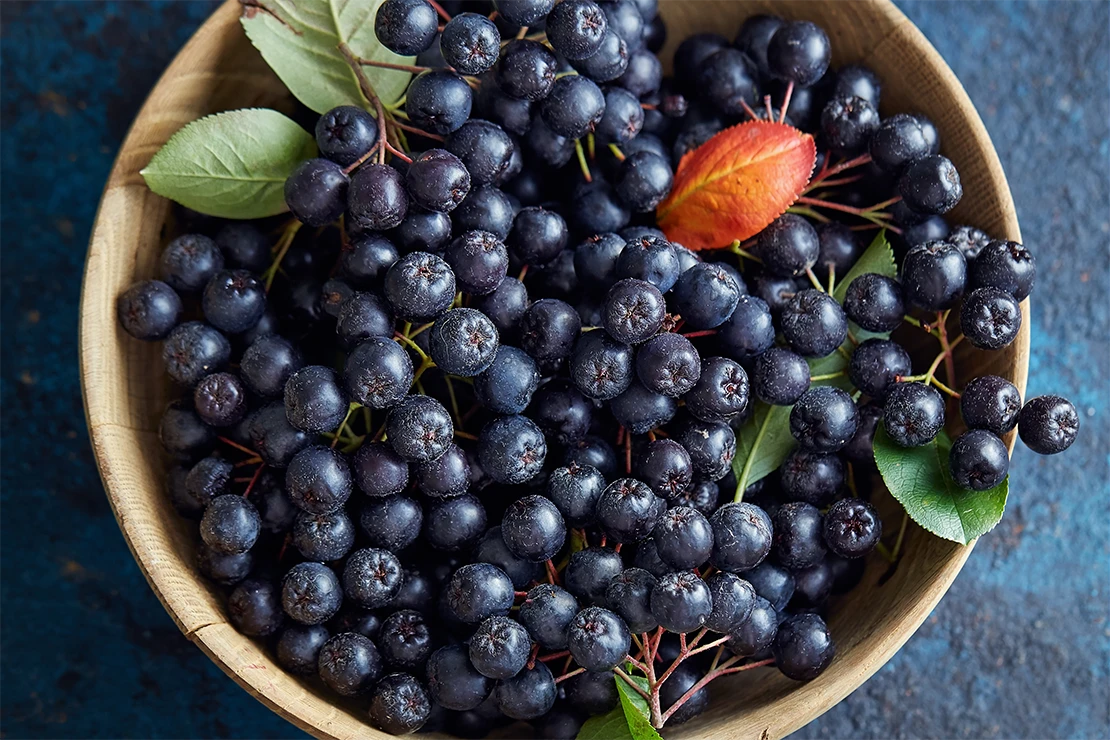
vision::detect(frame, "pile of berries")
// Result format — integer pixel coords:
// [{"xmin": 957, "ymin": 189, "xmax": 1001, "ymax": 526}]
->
[{"xmin": 117, "ymin": 1, "xmax": 1079, "ymax": 736}]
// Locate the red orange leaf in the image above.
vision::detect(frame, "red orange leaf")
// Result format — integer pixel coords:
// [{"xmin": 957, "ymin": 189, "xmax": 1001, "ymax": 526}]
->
[{"xmin": 656, "ymin": 121, "xmax": 816, "ymax": 251}]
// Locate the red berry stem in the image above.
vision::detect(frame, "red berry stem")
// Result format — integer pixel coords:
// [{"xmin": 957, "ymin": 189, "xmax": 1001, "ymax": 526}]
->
[
  {"xmin": 680, "ymin": 329, "xmax": 718, "ymax": 338},
  {"xmin": 389, "ymin": 119, "xmax": 446, "ymax": 142},
  {"xmin": 242, "ymin": 463, "xmax": 266, "ymax": 498},
  {"xmin": 218, "ymin": 436, "xmax": 260, "ymax": 457},
  {"xmin": 555, "ymin": 666, "xmax": 585, "ymax": 684},
  {"xmin": 778, "ymin": 80, "xmax": 794, "ymax": 125},
  {"xmin": 538, "ymin": 649, "xmax": 571, "ymax": 663}
]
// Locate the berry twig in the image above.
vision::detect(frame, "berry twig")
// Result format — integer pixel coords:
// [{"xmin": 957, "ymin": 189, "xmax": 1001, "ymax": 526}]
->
[{"xmin": 574, "ymin": 139, "xmax": 592, "ymax": 183}]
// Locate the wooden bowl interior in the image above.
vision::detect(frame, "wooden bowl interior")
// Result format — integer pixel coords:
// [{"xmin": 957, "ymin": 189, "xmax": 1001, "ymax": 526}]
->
[{"xmin": 79, "ymin": 1, "xmax": 1026, "ymax": 738}]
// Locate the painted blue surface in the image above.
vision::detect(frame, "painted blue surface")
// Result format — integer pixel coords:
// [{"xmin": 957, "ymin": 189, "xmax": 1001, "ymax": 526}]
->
[{"xmin": 0, "ymin": 1, "xmax": 1106, "ymax": 738}]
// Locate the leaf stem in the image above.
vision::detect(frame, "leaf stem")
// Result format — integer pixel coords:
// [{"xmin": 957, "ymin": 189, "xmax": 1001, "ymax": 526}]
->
[
  {"xmin": 810, "ymin": 370, "xmax": 846, "ymax": 382},
  {"xmin": 394, "ymin": 331, "xmax": 430, "ymax": 362},
  {"xmin": 574, "ymin": 139, "xmax": 592, "ymax": 182},
  {"xmin": 804, "ymin": 266, "xmax": 825, "ymax": 292},
  {"xmin": 827, "ymin": 262, "xmax": 836, "ymax": 294},
  {"xmin": 330, "ymin": 402, "xmax": 361, "ymax": 449},
  {"xmin": 263, "ymin": 220, "xmax": 303, "ymax": 291},
  {"xmin": 734, "ymin": 407, "xmax": 773, "ymax": 502}
]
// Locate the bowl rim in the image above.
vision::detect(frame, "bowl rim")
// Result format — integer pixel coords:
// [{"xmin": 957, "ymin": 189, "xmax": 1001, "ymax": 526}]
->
[{"xmin": 78, "ymin": 1, "xmax": 1027, "ymax": 738}]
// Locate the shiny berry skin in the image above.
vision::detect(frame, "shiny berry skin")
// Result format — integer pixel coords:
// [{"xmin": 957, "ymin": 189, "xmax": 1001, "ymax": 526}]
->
[
  {"xmin": 564, "ymin": 670, "xmax": 619, "ymax": 719},
  {"xmin": 368, "ymin": 673, "xmax": 431, "ymax": 735},
  {"xmin": 653, "ymin": 506, "xmax": 714, "ymax": 570},
  {"xmin": 429, "ymin": 308, "xmax": 500, "ymax": 376},
  {"xmin": 651, "ymin": 571, "xmax": 712, "ymax": 633},
  {"xmin": 375, "ymin": 0, "xmax": 438, "ymax": 54},
  {"xmin": 744, "ymin": 561, "xmax": 795, "ymax": 612},
  {"xmin": 596, "ymin": 478, "xmax": 664, "ymax": 544},
  {"xmin": 392, "ymin": 206, "xmax": 453, "ymax": 253},
  {"xmin": 531, "ymin": 379, "xmax": 592, "ymax": 444},
  {"xmin": 733, "ymin": 14, "xmax": 783, "ymax": 76},
  {"xmin": 708, "ymin": 502, "xmax": 772, "ymax": 572},
  {"xmin": 814, "ymin": 223, "xmax": 860, "ymax": 276},
  {"xmin": 823, "ymin": 498, "xmax": 882, "ymax": 558},
  {"xmin": 228, "ymin": 578, "xmax": 283, "ymax": 637},
  {"xmin": 286, "ymin": 445, "xmax": 353, "ymax": 515},
  {"xmin": 675, "ymin": 418, "xmax": 735, "ymax": 481},
  {"xmin": 285, "ymin": 158, "xmax": 349, "ymax": 227},
  {"xmin": 572, "ymin": 27, "xmax": 631, "ymax": 82},
  {"xmin": 474, "ymin": 345, "xmax": 540, "ymax": 414},
  {"xmin": 117, "ymin": 280, "xmax": 181, "ymax": 340},
  {"xmin": 441, "ymin": 12, "xmax": 501, "ymax": 75},
  {"xmin": 315, "ymin": 106, "xmax": 378, "ymax": 167},
  {"xmin": 636, "ymin": 439, "xmax": 693, "ymax": 500},
  {"xmin": 407, "ymin": 70, "xmax": 474, "ymax": 135},
  {"xmin": 821, "ymin": 96, "xmax": 880, "ymax": 157},
  {"xmin": 567, "ymin": 606, "xmax": 631, "ymax": 672},
  {"xmin": 445, "ymin": 562, "xmax": 515, "ymax": 624},
  {"xmin": 200, "ymin": 494, "xmax": 260, "ymax": 555},
  {"xmin": 344, "ymin": 336, "xmax": 413, "ymax": 409},
  {"xmin": 616, "ymin": 234, "xmax": 680, "ymax": 291},
  {"xmin": 673, "ymin": 32, "xmax": 727, "ymax": 83},
  {"xmin": 276, "ymin": 624, "xmax": 330, "ymax": 675},
  {"xmin": 614, "ymin": 151, "xmax": 673, "ymax": 213},
  {"xmin": 790, "ymin": 387, "xmax": 859, "ymax": 453},
  {"xmin": 617, "ymin": 49, "xmax": 663, "ymax": 97},
  {"xmin": 960, "ymin": 286, "xmax": 1022, "ymax": 350},
  {"xmin": 378, "ymin": 610, "xmax": 432, "ymax": 670},
  {"xmin": 946, "ymin": 224, "xmax": 992, "ymax": 261},
  {"xmin": 604, "ymin": 278, "xmax": 665, "ymax": 344},
  {"xmin": 541, "ymin": 75, "xmax": 606, "ymax": 139},
  {"xmin": 752, "ymin": 347, "xmax": 810, "ymax": 406},
  {"xmin": 193, "ymin": 371, "xmax": 247, "ymax": 427},
  {"xmin": 726, "ymin": 596, "xmax": 777, "ymax": 657},
  {"xmin": 182, "ymin": 456, "xmax": 231, "ymax": 515},
  {"xmin": 197, "ymin": 542, "xmax": 253, "ymax": 586},
  {"xmin": 546, "ymin": 0, "xmax": 608, "ymax": 60},
  {"xmin": 387, "ymin": 394, "xmax": 454, "ymax": 462},
  {"xmin": 1018, "ymin": 395, "xmax": 1079, "ymax": 455},
  {"xmin": 704, "ymin": 571, "xmax": 756, "ymax": 634},
  {"xmin": 469, "ymin": 616, "xmax": 530, "ymax": 679},
  {"xmin": 843, "ymin": 273, "xmax": 905, "ymax": 332},
  {"xmin": 425, "ymin": 494, "xmax": 487, "ymax": 551},
  {"xmin": 781, "ymin": 289, "xmax": 848, "ymax": 358},
  {"xmin": 696, "ymin": 48, "xmax": 759, "ymax": 117},
  {"xmin": 773, "ymin": 501, "xmax": 827, "ymax": 570},
  {"xmin": 384, "ymin": 251, "xmax": 457, "ymax": 322},
  {"xmin": 595, "ymin": 88, "xmax": 644, "ymax": 144},
  {"xmin": 718, "ymin": 295, "xmax": 775, "ymax": 361},
  {"xmin": 961, "ymin": 375, "xmax": 1022, "ymax": 436},
  {"xmin": 574, "ymin": 233, "xmax": 626, "ymax": 286},
  {"xmin": 547, "ymin": 464, "xmax": 607, "ymax": 528},
  {"xmin": 284, "ymin": 365, "xmax": 348, "ymax": 434},
  {"xmin": 508, "ymin": 206, "xmax": 568, "ymax": 266},
  {"xmin": 214, "ymin": 222, "xmax": 269, "ymax": 273},
  {"xmin": 605, "ymin": 568, "xmax": 658, "ymax": 634},
  {"xmin": 519, "ymin": 583, "xmax": 579, "ymax": 649},
  {"xmin": 294, "ymin": 509, "xmax": 355, "ymax": 561},
  {"xmin": 636, "ymin": 332, "xmax": 701, "ymax": 398},
  {"xmin": 454, "ymin": 185, "xmax": 515, "ymax": 239},
  {"xmin": 202, "ymin": 269, "xmax": 266, "ymax": 334},
  {"xmin": 160, "ymin": 234, "xmax": 224, "ymax": 293},
  {"xmin": 570, "ymin": 329, "xmax": 634, "ymax": 401},
  {"xmin": 348, "ymin": 163, "xmax": 408, "ymax": 231},
  {"xmin": 413, "ymin": 442, "xmax": 470, "ymax": 498},
  {"xmin": 474, "ymin": 525, "xmax": 541, "ymax": 588},
  {"xmin": 671, "ymin": 263, "xmax": 742, "ymax": 330},
  {"xmin": 849, "ymin": 338, "xmax": 912, "ymax": 401},
  {"xmin": 564, "ymin": 546, "xmax": 624, "ymax": 605},
  {"xmin": 477, "ymin": 414, "xmax": 546, "ymax": 484},
  {"xmin": 527, "ymin": 119, "xmax": 574, "ymax": 170},
  {"xmin": 282, "ymin": 562, "xmax": 343, "ymax": 625},
  {"xmin": 318, "ymin": 631, "xmax": 384, "ymax": 696},
  {"xmin": 494, "ymin": 0, "xmax": 555, "ymax": 26},
  {"xmin": 610, "ymin": 380, "xmax": 677, "ymax": 435},
  {"xmin": 901, "ymin": 240, "xmax": 967, "ymax": 311},
  {"xmin": 496, "ymin": 660, "xmax": 557, "ymax": 720},
  {"xmin": 883, "ymin": 381, "xmax": 945, "ymax": 447},
  {"xmin": 780, "ymin": 448, "xmax": 844, "ymax": 507},
  {"xmin": 902, "ymin": 215, "xmax": 950, "ymax": 250},
  {"xmin": 970, "ymin": 240, "xmax": 1036, "ymax": 300},
  {"xmin": 241, "ymin": 334, "xmax": 303, "ymax": 399},
  {"xmin": 336, "ymin": 291, "xmax": 393, "ymax": 349},
  {"xmin": 520, "ymin": 298, "xmax": 581, "ymax": 361},
  {"xmin": 351, "ymin": 441, "xmax": 409, "ymax": 497},
  {"xmin": 869, "ymin": 113, "xmax": 932, "ymax": 174},
  {"xmin": 757, "ymin": 214, "xmax": 820, "ymax": 277},
  {"xmin": 899, "ymin": 154, "xmax": 962, "ymax": 215},
  {"xmin": 767, "ymin": 20, "xmax": 830, "ymax": 86},
  {"xmin": 426, "ymin": 644, "xmax": 492, "ymax": 711},
  {"xmin": 446, "ymin": 120, "xmax": 515, "ymax": 188},
  {"xmin": 406, "ymin": 149, "xmax": 472, "ymax": 213},
  {"xmin": 497, "ymin": 40, "xmax": 558, "ymax": 101},
  {"xmin": 160, "ymin": 402, "xmax": 215, "ymax": 461},
  {"xmin": 948, "ymin": 429, "xmax": 1009, "ymax": 491},
  {"xmin": 501, "ymin": 495, "xmax": 567, "ymax": 562},
  {"xmin": 773, "ymin": 613, "xmax": 835, "ymax": 681}
]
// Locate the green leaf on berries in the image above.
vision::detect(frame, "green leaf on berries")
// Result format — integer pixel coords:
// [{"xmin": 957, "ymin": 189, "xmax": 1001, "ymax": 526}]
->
[
  {"xmin": 240, "ymin": 0, "xmax": 414, "ymax": 114},
  {"xmin": 576, "ymin": 674, "xmax": 661, "ymax": 740},
  {"xmin": 140, "ymin": 108, "xmax": 316, "ymax": 219},
  {"xmin": 873, "ymin": 426, "xmax": 1008, "ymax": 544},
  {"xmin": 833, "ymin": 229, "xmax": 898, "ymax": 303}
]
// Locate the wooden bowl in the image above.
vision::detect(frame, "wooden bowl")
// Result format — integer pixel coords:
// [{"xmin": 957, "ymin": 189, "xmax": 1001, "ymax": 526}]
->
[{"xmin": 79, "ymin": 1, "xmax": 1027, "ymax": 737}]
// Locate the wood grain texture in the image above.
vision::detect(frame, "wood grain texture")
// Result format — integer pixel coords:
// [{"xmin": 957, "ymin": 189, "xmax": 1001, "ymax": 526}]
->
[{"xmin": 78, "ymin": 1, "xmax": 1026, "ymax": 738}]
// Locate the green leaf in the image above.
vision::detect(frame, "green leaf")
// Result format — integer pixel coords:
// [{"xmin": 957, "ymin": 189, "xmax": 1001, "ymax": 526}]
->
[
  {"xmin": 833, "ymin": 229, "xmax": 898, "ymax": 303},
  {"xmin": 577, "ymin": 674, "xmax": 662, "ymax": 740},
  {"xmin": 140, "ymin": 109, "xmax": 316, "ymax": 219},
  {"xmin": 240, "ymin": 0, "xmax": 413, "ymax": 114},
  {"xmin": 872, "ymin": 426, "xmax": 1008, "ymax": 544}
]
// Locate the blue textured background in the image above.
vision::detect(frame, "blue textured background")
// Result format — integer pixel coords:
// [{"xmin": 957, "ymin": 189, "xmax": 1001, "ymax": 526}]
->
[{"xmin": 1, "ymin": 2, "xmax": 1107, "ymax": 738}]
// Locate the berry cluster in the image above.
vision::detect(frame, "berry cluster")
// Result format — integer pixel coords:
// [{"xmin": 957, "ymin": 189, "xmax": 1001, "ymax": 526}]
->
[{"xmin": 120, "ymin": 2, "xmax": 1080, "ymax": 736}]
